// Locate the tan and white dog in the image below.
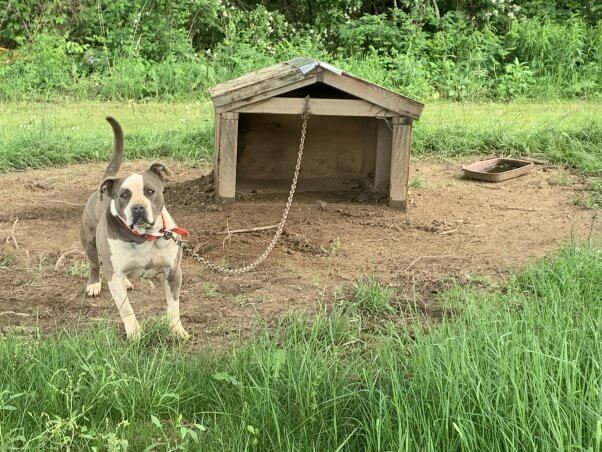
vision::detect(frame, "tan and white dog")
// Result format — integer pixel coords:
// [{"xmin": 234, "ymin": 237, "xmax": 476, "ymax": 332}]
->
[{"xmin": 80, "ymin": 117, "xmax": 189, "ymax": 339}]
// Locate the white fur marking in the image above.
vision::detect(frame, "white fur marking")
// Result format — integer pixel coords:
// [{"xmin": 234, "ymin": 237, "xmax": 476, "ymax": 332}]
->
[
  {"xmin": 108, "ymin": 274, "xmax": 140, "ymax": 339},
  {"xmin": 121, "ymin": 173, "xmax": 154, "ymax": 231},
  {"xmin": 110, "ymin": 199, "xmax": 118, "ymax": 216},
  {"xmin": 107, "ymin": 231, "xmax": 179, "ymax": 277},
  {"xmin": 86, "ymin": 281, "xmax": 101, "ymax": 297}
]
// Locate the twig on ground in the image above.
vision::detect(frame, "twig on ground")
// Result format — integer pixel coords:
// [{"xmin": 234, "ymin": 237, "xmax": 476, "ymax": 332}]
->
[
  {"xmin": 54, "ymin": 248, "xmax": 84, "ymax": 271},
  {"xmin": 14, "ymin": 200, "xmax": 85, "ymax": 207},
  {"xmin": 216, "ymin": 224, "xmax": 278, "ymax": 235},
  {"xmin": 440, "ymin": 229, "xmax": 458, "ymax": 235},
  {"xmin": 0, "ymin": 311, "xmax": 30, "ymax": 317},
  {"xmin": 496, "ymin": 206, "xmax": 541, "ymax": 212},
  {"xmin": 5, "ymin": 218, "xmax": 18, "ymax": 249},
  {"xmin": 404, "ymin": 255, "xmax": 468, "ymax": 272}
]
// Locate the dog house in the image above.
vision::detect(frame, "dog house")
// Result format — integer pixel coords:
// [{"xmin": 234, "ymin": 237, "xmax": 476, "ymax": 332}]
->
[{"xmin": 208, "ymin": 57, "xmax": 424, "ymax": 210}]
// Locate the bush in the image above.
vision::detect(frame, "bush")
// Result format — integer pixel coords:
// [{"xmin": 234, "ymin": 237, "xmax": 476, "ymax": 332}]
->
[{"xmin": 0, "ymin": 1, "xmax": 601, "ymax": 101}]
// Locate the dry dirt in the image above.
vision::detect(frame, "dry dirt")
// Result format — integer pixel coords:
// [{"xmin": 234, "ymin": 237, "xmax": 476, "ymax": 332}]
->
[{"xmin": 0, "ymin": 158, "xmax": 597, "ymax": 348}]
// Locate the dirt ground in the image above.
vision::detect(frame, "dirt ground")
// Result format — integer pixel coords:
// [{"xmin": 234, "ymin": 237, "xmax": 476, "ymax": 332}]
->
[{"xmin": 0, "ymin": 158, "xmax": 597, "ymax": 348}]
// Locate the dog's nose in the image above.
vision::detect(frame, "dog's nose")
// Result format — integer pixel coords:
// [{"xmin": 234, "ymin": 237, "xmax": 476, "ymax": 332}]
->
[{"xmin": 132, "ymin": 204, "xmax": 146, "ymax": 214}]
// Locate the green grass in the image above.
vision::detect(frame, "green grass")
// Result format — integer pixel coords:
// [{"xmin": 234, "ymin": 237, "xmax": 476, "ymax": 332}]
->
[
  {"xmin": 0, "ymin": 102, "xmax": 214, "ymax": 171},
  {"xmin": 0, "ymin": 100, "xmax": 600, "ymax": 175},
  {"xmin": 575, "ymin": 179, "xmax": 602, "ymax": 209},
  {"xmin": 409, "ymin": 175, "xmax": 429, "ymax": 189},
  {"xmin": 0, "ymin": 243, "xmax": 600, "ymax": 450}
]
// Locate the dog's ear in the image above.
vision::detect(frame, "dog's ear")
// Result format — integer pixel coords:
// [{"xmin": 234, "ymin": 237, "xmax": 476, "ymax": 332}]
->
[
  {"xmin": 99, "ymin": 177, "xmax": 119, "ymax": 200},
  {"xmin": 148, "ymin": 163, "xmax": 171, "ymax": 181}
]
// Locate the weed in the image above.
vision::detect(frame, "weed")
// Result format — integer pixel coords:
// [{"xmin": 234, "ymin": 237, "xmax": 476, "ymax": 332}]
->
[
  {"xmin": 409, "ymin": 175, "xmax": 429, "ymax": 189},
  {"xmin": 202, "ymin": 283, "xmax": 219, "ymax": 298},
  {"xmin": 0, "ymin": 253, "xmax": 14, "ymax": 268},
  {"xmin": 575, "ymin": 179, "xmax": 602, "ymax": 209},
  {"xmin": 64, "ymin": 262, "xmax": 89, "ymax": 278},
  {"xmin": 322, "ymin": 237, "xmax": 341, "ymax": 256},
  {"xmin": 349, "ymin": 276, "xmax": 395, "ymax": 316},
  {"xmin": 548, "ymin": 174, "xmax": 572, "ymax": 186}
]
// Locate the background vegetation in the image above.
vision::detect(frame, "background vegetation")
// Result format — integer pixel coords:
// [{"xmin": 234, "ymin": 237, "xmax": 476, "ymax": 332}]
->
[
  {"xmin": 1, "ymin": 100, "xmax": 601, "ymax": 176},
  {"xmin": 1, "ymin": 0, "xmax": 601, "ymax": 101}
]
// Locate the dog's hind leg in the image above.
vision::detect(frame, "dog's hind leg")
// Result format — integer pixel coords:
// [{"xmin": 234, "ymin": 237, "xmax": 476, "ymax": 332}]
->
[
  {"xmin": 84, "ymin": 240, "xmax": 102, "ymax": 297},
  {"xmin": 164, "ymin": 266, "xmax": 189, "ymax": 339}
]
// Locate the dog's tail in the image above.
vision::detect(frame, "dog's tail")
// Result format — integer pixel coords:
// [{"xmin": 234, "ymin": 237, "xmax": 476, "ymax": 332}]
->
[{"xmin": 103, "ymin": 116, "xmax": 124, "ymax": 178}]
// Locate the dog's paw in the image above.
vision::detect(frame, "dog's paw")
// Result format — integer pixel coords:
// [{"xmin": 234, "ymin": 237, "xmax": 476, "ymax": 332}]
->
[
  {"xmin": 172, "ymin": 323, "xmax": 191, "ymax": 340},
  {"xmin": 86, "ymin": 282, "xmax": 101, "ymax": 297},
  {"xmin": 124, "ymin": 278, "xmax": 134, "ymax": 291}
]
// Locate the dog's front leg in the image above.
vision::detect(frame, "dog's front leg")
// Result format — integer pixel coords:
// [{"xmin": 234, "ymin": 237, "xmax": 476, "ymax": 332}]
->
[
  {"xmin": 165, "ymin": 267, "xmax": 189, "ymax": 339},
  {"xmin": 108, "ymin": 274, "xmax": 140, "ymax": 339}
]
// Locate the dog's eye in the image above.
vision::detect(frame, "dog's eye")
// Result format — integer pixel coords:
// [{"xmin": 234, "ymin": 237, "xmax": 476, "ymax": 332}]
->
[
  {"xmin": 119, "ymin": 192, "xmax": 129, "ymax": 199},
  {"xmin": 145, "ymin": 188, "xmax": 155, "ymax": 196}
]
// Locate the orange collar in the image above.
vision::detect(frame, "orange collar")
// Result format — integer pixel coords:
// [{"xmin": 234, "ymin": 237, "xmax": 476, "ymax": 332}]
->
[{"xmin": 116, "ymin": 213, "xmax": 189, "ymax": 241}]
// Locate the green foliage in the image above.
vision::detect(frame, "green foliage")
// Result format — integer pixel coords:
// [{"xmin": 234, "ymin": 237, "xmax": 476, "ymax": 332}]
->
[
  {"xmin": 0, "ymin": 1, "xmax": 600, "ymax": 101},
  {"xmin": 574, "ymin": 178, "xmax": 602, "ymax": 209},
  {"xmin": 349, "ymin": 276, "xmax": 395, "ymax": 315},
  {"xmin": 0, "ymin": 243, "xmax": 600, "ymax": 449}
]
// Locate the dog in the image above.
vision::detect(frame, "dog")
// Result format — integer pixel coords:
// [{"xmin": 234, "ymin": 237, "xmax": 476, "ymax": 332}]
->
[{"xmin": 80, "ymin": 117, "xmax": 190, "ymax": 339}]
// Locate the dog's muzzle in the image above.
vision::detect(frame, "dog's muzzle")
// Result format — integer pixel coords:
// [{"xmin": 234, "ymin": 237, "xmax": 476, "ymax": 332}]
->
[{"xmin": 130, "ymin": 204, "xmax": 152, "ymax": 228}]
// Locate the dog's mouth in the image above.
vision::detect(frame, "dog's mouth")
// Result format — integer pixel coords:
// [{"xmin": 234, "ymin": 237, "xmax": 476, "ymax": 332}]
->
[{"xmin": 130, "ymin": 217, "xmax": 154, "ymax": 231}]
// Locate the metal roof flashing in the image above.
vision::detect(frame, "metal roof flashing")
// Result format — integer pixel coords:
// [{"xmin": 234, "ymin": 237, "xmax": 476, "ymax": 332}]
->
[{"xmin": 288, "ymin": 57, "xmax": 343, "ymax": 76}]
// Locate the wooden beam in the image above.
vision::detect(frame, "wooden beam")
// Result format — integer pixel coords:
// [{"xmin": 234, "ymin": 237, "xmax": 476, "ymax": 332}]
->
[
  {"xmin": 389, "ymin": 117, "xmax": 413, "ymax": 211},
  {"xmin": 213, "ymin": 111, "xmax": 220, "ymax": 196},
  {"xmin": 211, "ymin": 66, "xmax": 306, "ymax": 108},
  {"xmin": 374, "ymin": 120, "xmax": 392, "ymax": 189},
  {"xmin": 322, "ymin": 71, "xmax": 423, "ymax": 119},
  {"xmin": 216, "ymin": 76, "xmax": 319, "ymax": 113},
  {"xmin": 234, "ymin": 98, "xmax": 395, "ymax": 117},
  {"xmin": 215, "ymin": 113, "xmax": 239, "ymax": 206}
]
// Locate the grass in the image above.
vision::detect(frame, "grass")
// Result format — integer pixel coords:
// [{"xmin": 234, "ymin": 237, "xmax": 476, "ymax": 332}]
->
[
  {"xmin": 575, "ymin": 179, "xmax": 602, "ymax": 210},
  {"xmin": 0, "ymin": 102, "xmax": 214, "ymax": 171},
  {"xmin": 409, "ymin": 175, "xmax": 429, "ymax": 189},
  {"xmin": 0, "ymin": 243, "xmax": 600, "ymax": 450},
  {"xmin": 0, "ymin": 100, "xmax": 600, "ymax": 175}
]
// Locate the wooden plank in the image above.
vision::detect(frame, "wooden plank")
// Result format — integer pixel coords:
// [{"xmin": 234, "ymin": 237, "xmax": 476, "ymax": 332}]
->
[
  {"xmin": 209, "ymin": 62, "xmax": 291, "ymax": 98},
  {"xmin": 322, "ymin": 71, "xmax": 423, "ymax": 119},
  {"xmin": 389, "ymin": 117, "xmax": 413, "ymax": 211},
  {"xmin": 213, "ymin": 112, "xmax": 221, "ymax": 195},
  {"xmin": 212, "ymin": 68, "xmax": 308, "ymax": 109},
  {"xmin": 215, "ymin": 113, "xmax": 239, "ymax": 206},
  {"xmin": 374, "ymin": 120, "xmax": 392, "ymax": 189},
  {"xmin": 234, "ymin": 98, "xmax": 395, "ymax": 117},
  {"xmin": 216, "ymin": 76, "xmax": 319, "ymax": 113}
]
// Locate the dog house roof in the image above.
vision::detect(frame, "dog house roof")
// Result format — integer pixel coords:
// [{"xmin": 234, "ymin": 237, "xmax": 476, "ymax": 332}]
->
[{"xmin": 208, "ymin": 57, "xmax": 424, "ymax": 119}]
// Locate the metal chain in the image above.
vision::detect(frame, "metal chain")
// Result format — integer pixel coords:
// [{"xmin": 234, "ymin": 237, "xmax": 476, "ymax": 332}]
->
[{"xmin": 164, "ymin": 95, "xmax": 311, "ymax": 275}]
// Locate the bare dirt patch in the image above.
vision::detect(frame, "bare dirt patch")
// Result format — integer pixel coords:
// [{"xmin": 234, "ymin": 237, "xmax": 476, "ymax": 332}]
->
[{"xmin": 0, "ymin": 159, "xmax": 597, "ymax": 348}]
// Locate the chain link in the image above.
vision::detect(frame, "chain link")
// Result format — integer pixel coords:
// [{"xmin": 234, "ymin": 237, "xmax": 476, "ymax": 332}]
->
[{"xmin": 164, "ymin": 95, "xmax": 311, "ymax": 275}]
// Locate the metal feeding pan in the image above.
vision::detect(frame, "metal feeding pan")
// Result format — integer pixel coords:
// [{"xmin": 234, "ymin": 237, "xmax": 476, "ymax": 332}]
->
[{"xmin": 462, "ymin": 158, "xmax": 534, "ymax": 182}]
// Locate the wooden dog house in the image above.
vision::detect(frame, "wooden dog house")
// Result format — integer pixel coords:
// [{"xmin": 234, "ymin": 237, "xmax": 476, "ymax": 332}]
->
[{"xmin": 208, "ymin": 57, "xmax": 424, "ymax": 210}]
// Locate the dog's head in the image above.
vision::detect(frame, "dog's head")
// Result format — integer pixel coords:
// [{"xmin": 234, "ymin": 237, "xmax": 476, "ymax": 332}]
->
[{"xmin": 100, "ymin": 163, "xmax": 170, "ymax": 233}]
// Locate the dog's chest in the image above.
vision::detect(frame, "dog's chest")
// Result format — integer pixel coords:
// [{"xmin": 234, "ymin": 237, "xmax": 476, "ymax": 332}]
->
[{"xmin": 108, "ymin": 238, "xmax": 178, "ymax": 277}]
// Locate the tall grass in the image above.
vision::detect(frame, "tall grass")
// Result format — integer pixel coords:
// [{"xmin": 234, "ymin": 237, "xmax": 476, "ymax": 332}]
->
[{"xmin": 0, "ymin": 243, "xmax": 600, "ymax": 450}]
